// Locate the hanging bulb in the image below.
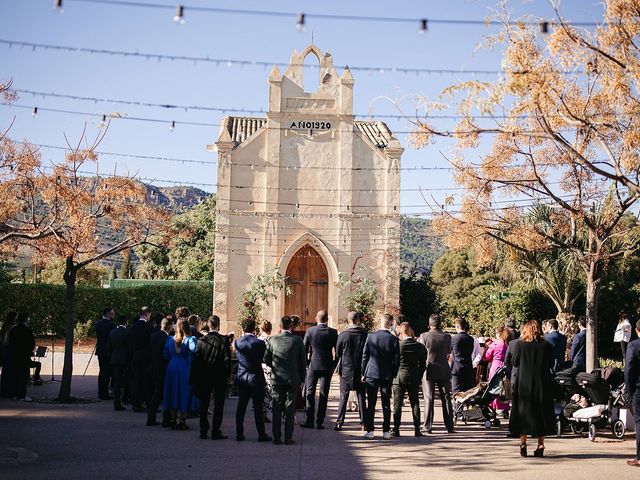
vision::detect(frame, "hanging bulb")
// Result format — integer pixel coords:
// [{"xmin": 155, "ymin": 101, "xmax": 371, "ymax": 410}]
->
[
  {"xmin": 169, "ymin": 121, "xmax": 175, "ymax": 131},
  {"xmin": 419, "ymin": 18, "xmax": 428, "ymax": 34},
  {"xmin": 296, "ymin": 13, "xmax": 305, "ymax": 32},
  {"xmin": 174, "ymin": 5, "xmax": 185, "ymax": 24},
  {"xmin": 54, "ymin": 0, "xmax": 63, "ymax": 12},
  {"xmin": 32, "ymin": 107, "xmax": 38, "ymax": 118},
  {"xmin": 99, "ymin": 114, "xmax": 107, "ymax": 127},
  {"xmin": 540, "ymin": 21, "xmax": 549, "ymax": 34}
]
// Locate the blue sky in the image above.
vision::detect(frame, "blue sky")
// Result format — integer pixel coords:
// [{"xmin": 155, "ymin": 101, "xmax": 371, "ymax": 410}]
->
[{"xmin": 0, "ymin": 0, "xmax": 605, "ymax": 215}]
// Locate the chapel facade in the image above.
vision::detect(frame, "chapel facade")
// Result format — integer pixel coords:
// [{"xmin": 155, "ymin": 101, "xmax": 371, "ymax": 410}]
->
[{"xmin": 210, "ymin": 45, "xmax": 403, "ymax": 333}]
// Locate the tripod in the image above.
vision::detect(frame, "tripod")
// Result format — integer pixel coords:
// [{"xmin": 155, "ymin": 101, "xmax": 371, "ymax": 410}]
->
[{"xmin": 45, "ymin": 334, "xmax": 60, "ymax": 383}]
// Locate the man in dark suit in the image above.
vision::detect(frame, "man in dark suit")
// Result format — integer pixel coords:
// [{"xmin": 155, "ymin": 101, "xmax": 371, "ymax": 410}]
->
[
  {"xmin": 301, "ymin": 310, "xmax": 338, "ymax": 429},
  {"xmin": 146, "ymin": 317, "xmax": 172, "ymax": 427},
  {"xmin": 130, "ymin": 306, "xmax": 153, "ymax": 412},
  {"xmin": 392, "ymin": 322, "xmax": 426, "ymax": 437},
  {"xmin": 95, "ymin": 307, "xmax": 116, "ymax": 400},
  {"xmin": 108, "ymin": 315, "xmax": 132, "ymax": 411},
  {"xmin": 335, "ymin": 311, "xmax": 368, "ymax": 431},
  {"xmin": 418, "ymin": 313, "xmax": 454, "ymax": 434},
  {"xmin": 263, "ymin": 315, "xmax": 306, "ymax": 445},
  {"xmin": 361, "ymin": 313, "xmax": 400, "ymax": 440},
  {"xmin": 450, "ymin": 317, "xmax": 475, "ymax": 394},
  {"xmin": 544, "ymin": 318, "xmax": 567, "ymax": 371},
  {"xmin": 6, "ymin": 312, "xmax": 35, "ymax": 401},
  {"xmin": 191, "ymin": 315, "xmax": 232, "ymax": 440},
  {"xmin": 234, "ymin": 317, "xmax": 272, "ymax": 442},
  {"xmin": 624, "ymin": 320, "xmax": 640, "ymax": 468},
  {"xmin": 570, "ymin": 316, "xmax": 587, "ymax": 372}
]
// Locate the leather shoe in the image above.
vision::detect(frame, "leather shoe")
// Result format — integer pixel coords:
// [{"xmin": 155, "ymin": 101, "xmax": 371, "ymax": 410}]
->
[
  {"xmin": 414, "ymin": 430, "xmax": 423, "ymax": 437},
  {"xmin": 334, "ymin": 424, "xmax": 343, "ymax": 431},
  {"xmin": 236, "ymin": 434, "xmax": 245, "ymax": 441},
  {"xmin": 627, "ymin": 459, "xmax": 640, "ymax": 467},
  {"xmin": 258, "ymin": 434, "xmax": 273, "ymax": 442},
  {"xmin": 300, "ymin": 422, "xmax": 315, "ymax": 429},
  {"xmin": 211, "ymin": 432, "xmax": 228, "ymax": 440},
  {"xmin": 200, "ymin": 433, "xmax": 208, "ymax": 440},
  {"xmin": 273, "ymin": 438, "xmax": 283, "ymax": 445},
  {"xmin": 285, "ymin": 439, "xmax": 296, "ymax": 445}
]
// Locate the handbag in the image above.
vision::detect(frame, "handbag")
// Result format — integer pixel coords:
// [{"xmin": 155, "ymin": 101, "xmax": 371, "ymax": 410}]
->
[{"xmin": 499, "ymin": 378, "xmax": 512, "ymax": 401}]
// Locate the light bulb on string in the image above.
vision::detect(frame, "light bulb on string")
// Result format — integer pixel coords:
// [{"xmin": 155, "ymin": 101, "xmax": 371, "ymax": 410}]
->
[
  {"xmin": 173, "ymin": 5, "xmax": 185, "ymax": 24},
  {"xmin": 540, "ymin": 21, "xmax": 549, "ymax": 34},
  {"xmin": 169, "ymin": 121, "xmax": 176, "ymax": 131},
  {"xmin": 296, "ymin": 13, "xmax": 305, "ymax": 32},
  {"xmin": 419, "ymin": 18, "xmax": 428, "ymax": 34},
  {"xmin": 32, "ymin": 107, "xmax": 38, "ymax": 118},
  {"xmin": 99, "ymin": 114, "xmax": 107, "ymax": 127},
  {"xmin": 54, "ymin": 0, "xmax": 63, "ymax": 13}
]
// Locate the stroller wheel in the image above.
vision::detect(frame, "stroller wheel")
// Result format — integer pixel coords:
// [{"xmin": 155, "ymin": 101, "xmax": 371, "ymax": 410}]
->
[
  {"xmin": 484, "ymin": 420, "xmax": 492, "ymax": 429},
  {"xmin": 612, "ymin": 419, "xmax": 625, "ymax": 440},
  {"xmin": 556, "ymin": 419, "xmax": 562, "ymax": 438},
  {"xmin": 588, "ymin": 423, "xmax": 597, "ymax": 442},
  {"xmin": 493, "ymin": 418, "xmax": 501, "ymax": 428}
]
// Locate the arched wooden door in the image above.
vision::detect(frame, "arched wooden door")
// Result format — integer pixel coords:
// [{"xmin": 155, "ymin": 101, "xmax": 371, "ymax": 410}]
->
[{"xmin": 285, "ymin": 245, "xmax": 329, "ymax": 330}]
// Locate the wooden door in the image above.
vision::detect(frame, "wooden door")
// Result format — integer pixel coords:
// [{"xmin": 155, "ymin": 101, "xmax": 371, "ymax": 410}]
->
[{"xmin": 285, "ymin": 245, "xmax": 329, "ymax": 330}]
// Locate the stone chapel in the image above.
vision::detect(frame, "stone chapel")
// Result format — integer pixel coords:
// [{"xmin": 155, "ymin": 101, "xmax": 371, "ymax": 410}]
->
[{"xmin": 210, "ymin": 45, "xmax": 403, "ymax": 333}]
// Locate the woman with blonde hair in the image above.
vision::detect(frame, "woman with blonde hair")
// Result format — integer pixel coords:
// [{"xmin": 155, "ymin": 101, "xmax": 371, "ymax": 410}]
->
[
  {"xmin": 509, "ymin": 320, "xmax": 555, "ymax": 457},
  {"xmin": 163, "ymin": 318, "xmax": 197, "ymax": 430}
]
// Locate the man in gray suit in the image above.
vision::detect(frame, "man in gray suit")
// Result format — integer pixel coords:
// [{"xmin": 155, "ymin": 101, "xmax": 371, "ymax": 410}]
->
[
  {"xmin": 263, "ymin": 316, "xmax": 306, "ymax": 445},
  {"xmin": 418, "ymin": 313, "xmax": 454, "ymax": 434}
]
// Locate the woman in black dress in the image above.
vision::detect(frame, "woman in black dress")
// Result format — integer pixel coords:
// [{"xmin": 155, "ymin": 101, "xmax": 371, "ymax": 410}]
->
[{"xmin": 509, "ymin": 319, "xmax": 555, "ymax": 457}]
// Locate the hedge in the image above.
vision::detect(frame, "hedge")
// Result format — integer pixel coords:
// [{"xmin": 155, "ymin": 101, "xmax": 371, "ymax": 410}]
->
[{"xmin": 0, "ymin": 283, "xmax": 214, "ymax": 336}]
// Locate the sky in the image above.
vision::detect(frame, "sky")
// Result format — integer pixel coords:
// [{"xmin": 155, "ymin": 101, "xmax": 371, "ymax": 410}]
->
[{"xmin": 0, "ymin": 0, "xmax": 607, "ymax": 216}]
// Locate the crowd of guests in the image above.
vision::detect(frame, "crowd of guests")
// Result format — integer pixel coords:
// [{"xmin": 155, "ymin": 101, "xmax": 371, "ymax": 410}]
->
[{"xmin": 2, "ymin": 305, "xmax": 640, "ymax": 467}]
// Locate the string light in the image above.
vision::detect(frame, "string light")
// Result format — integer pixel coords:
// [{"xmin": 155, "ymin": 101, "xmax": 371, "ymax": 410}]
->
[
  {"xmin": 419, "ymin": 18, "xmax": 428, "ymax": 34},
  {"xmin": 169, "ymin": 120, "xmax": 176, "ymax": 131},
  {"xmin": 32, "ymin": 107, "xmax": 38, "ymax": 117},
  {"xmin": 99, "ymin": 114, "xmax": 107, "ymax": 127},
  {"xmin": 540, "ymin": 21, "xmax": 549, "ymax": 34},
  {"xmin": 296, "ymin": 13, "xmax": 305, "ymax": 31},
  {"xmin": 54, "ymin": 0, "xmax": 63, "ymax": 11},
  {"xmin": 173, "ymin": 5, "xmax": 185, "ymax": 24}
]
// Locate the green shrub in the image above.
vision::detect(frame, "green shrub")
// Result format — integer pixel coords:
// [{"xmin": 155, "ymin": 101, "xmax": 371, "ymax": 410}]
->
[
  {"xmin": 0, "ymin": 283, "xmax": 213, "ymax": 336},
  {"xmin": 73, "ymin": 320, "xmax": 94, "ymax": 344}
]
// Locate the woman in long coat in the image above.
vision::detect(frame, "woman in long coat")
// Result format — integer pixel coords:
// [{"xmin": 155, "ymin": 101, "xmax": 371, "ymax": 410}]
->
[{"xmin": 509, "ymin": 319, "xmax": 555, "ymax": 457}]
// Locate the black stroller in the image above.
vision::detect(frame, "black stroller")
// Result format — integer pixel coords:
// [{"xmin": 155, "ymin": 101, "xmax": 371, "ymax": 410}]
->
[{"xmin": 453, "ymin": 366, "xmax": 508, "ymax": 429}]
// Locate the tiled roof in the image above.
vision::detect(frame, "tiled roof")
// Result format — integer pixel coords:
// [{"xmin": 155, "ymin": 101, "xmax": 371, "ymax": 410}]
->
[{"xmin": 223, "ymin": 116, "xmax": 392, "ymax": 148}]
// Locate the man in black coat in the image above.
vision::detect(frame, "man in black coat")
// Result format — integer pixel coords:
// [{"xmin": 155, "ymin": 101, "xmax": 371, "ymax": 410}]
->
[
  {"xmin": 624, "ymin": 320, "xmax": 640, "ymax": 468},
  {"xmin": 418, "ymin": 313, "xmax": 454, "ymax": 434},
  {"xmin": 95, "ymin": 307, "xmax": 116, "ymax": 400},
  {"xmin": 108, "ymin": 315, "xmax": 132, "ymax": 411},
  {"xmin": 191, "ymin": 315, "xmax": 232, "ymax": 440},
  {"xmin": 544, "ymin": 318, "xmax": 567, "ymax": 371},
  {"xmin": 146, "ymin": 317, "xmax": 172, "ymax": 426},
  {"xmin": 450, "ymin": 317, "xmax": 475, "ymax": 394},
  {"xmin": 301, "ymin": 310, "xmax": 338, "ymax": 429},
  {"xmin": 6, "ymin": 312, "xmax": 35, "ymax": 401},
  {"xmin": 570, "ymin": 316, "xmax": 587, "ymax": 372},
  {"xmin": 361, "ymin": 314, "xmax": 400, "ymax": 439},
  {"xmin": 335, "ymin": 311, "xmax": 368, "ymax": 431},
  {"xmin": 129, "ymin": 306, "xmax": 153, "ymax": 412},
  {"xmin": 392, "ymin": 322, "xmax": 426, "ymax": 437}
]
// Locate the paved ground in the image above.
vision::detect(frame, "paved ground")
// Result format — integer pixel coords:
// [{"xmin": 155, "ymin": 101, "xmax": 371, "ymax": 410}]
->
[{"xmin": 0, "ymin": 353, "xmax": 638, "ymax": 479}]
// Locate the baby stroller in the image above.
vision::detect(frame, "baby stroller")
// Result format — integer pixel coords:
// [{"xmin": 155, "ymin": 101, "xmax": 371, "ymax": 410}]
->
[
  {"xmin": 453, "ymin": 366, "xmax": 507, "ymax": 429},
  {"xmin": 564, "ymin": 369, "xmax": 629, "ymax": 441},
  {"xmin": 554, "ymin": 367, "xmax": 587, "ymax": 436}
]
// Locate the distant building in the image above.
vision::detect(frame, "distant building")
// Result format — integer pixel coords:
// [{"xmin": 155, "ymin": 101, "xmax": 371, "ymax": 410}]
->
[{"xmin": 210, "ymin": 45, "xmax": 403, "ymax": 333}]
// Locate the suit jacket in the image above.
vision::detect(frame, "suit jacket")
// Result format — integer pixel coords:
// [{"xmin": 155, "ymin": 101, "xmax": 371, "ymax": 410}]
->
[
  {"xmin": 95, "ymin": 317, "xmax": 116, "ymax": 358},
  {"xmin": 505, "ymin": 338, "xmax": 521, "ymax": 384},
  {"xmin": 148, "ymin": 330, "xmax": 169, "ymax": 381},
  {"xmin": 108, "ymin": 326, "xmax": 132, "ymax": 365},
  {"xmin": 361, "ymin": 329, "xmax": 400, "ymax": 382},
  {"xmin": 234, "ymin": 334, "xmax": 266, "ymax": 387},
  {"xmin": 418, "ymin": 329, "xmax": 452, "ymax": 381},
  {"xmin": 130, "ymin": 319, "xmax": 153, "ymax": 363},
  {"xmin": 570, "ymin": 329, "xmax": 587, "ymax": 370},
  {"xmin": 336, "ymin": 325, "xmax": 368, "ymax": 386},
  {"xmin": 625, "ymin": 338, "xmax": 640, "ymax": 396},
  {"xmin": 7, "ymin": 323, "xmax": 35, "ymax": 367},
  {"xmin": 303, "ymin": 323, "xmax": 338, "ymax": 371},
  {"xmin": 544, "ymin": 330, "xmax": 567, "ymax": 370},
  {"xmin": 394, "ymin": 337, "xmax": 426, "ymax": 385},
  {"xmin": 191, "ymin": 331, "xmax": 232, "ymax": 390},
  {"xmin": 263, "ymin": 331, "xmax": 306, "ymax": 386},
  {"xmin": 451, "ymin": 332, "xmax": 474, "ymax": 376}
]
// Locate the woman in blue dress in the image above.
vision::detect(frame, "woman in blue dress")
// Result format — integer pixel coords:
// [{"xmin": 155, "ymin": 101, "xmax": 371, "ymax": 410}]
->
[{"xmin": 163, "ymin": 319, "xmax": 197, "ymax": 430}]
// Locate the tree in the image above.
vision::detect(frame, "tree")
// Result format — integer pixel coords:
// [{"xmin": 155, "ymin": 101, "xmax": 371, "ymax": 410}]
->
[
  {"xmin": 239, "ymin": 265, "xmax": 290, "ymax": 324},
  {"xmin": 339, "ymin": 271, "xmax": 379, "ymax": 332},
  {"xmin": 414, "ymin": 2, "xmax": 640, "ymax": 371},
  {"xmin": 27, "ymin": 131, "xmax": 170, "ymax": 401},
  {"xmin": 119, "ymin": 248, "xmax": 132, "ymax": 279},
  {"xmin": 136, "ymin": 195, "xmax": 216, "ymax": 280}
]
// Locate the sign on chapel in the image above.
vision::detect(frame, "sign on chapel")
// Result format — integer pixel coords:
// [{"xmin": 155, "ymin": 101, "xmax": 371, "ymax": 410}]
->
[{"xmin": 210, "ymin": 45, "xmax": 403, "ymax": 333}]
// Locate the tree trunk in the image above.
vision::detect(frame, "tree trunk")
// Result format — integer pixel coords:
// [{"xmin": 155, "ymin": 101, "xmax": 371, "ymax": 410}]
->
[
  {"xmin": 58, "ymin": 256, "xmax": 77, "ymax": 402},
  {"xmin": 556, "ymin": 311, "xmax": 577, "ymax": 336},
  {"xmin": 585, "ymin": 260, "xmax": 603, "ymax": 373}
]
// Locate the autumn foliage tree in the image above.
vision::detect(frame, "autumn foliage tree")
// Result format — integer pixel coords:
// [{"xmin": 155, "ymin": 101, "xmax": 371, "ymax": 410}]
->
[{"xmin": 413, "ymin": 1, "xmax": 640, "ymax": 371}]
